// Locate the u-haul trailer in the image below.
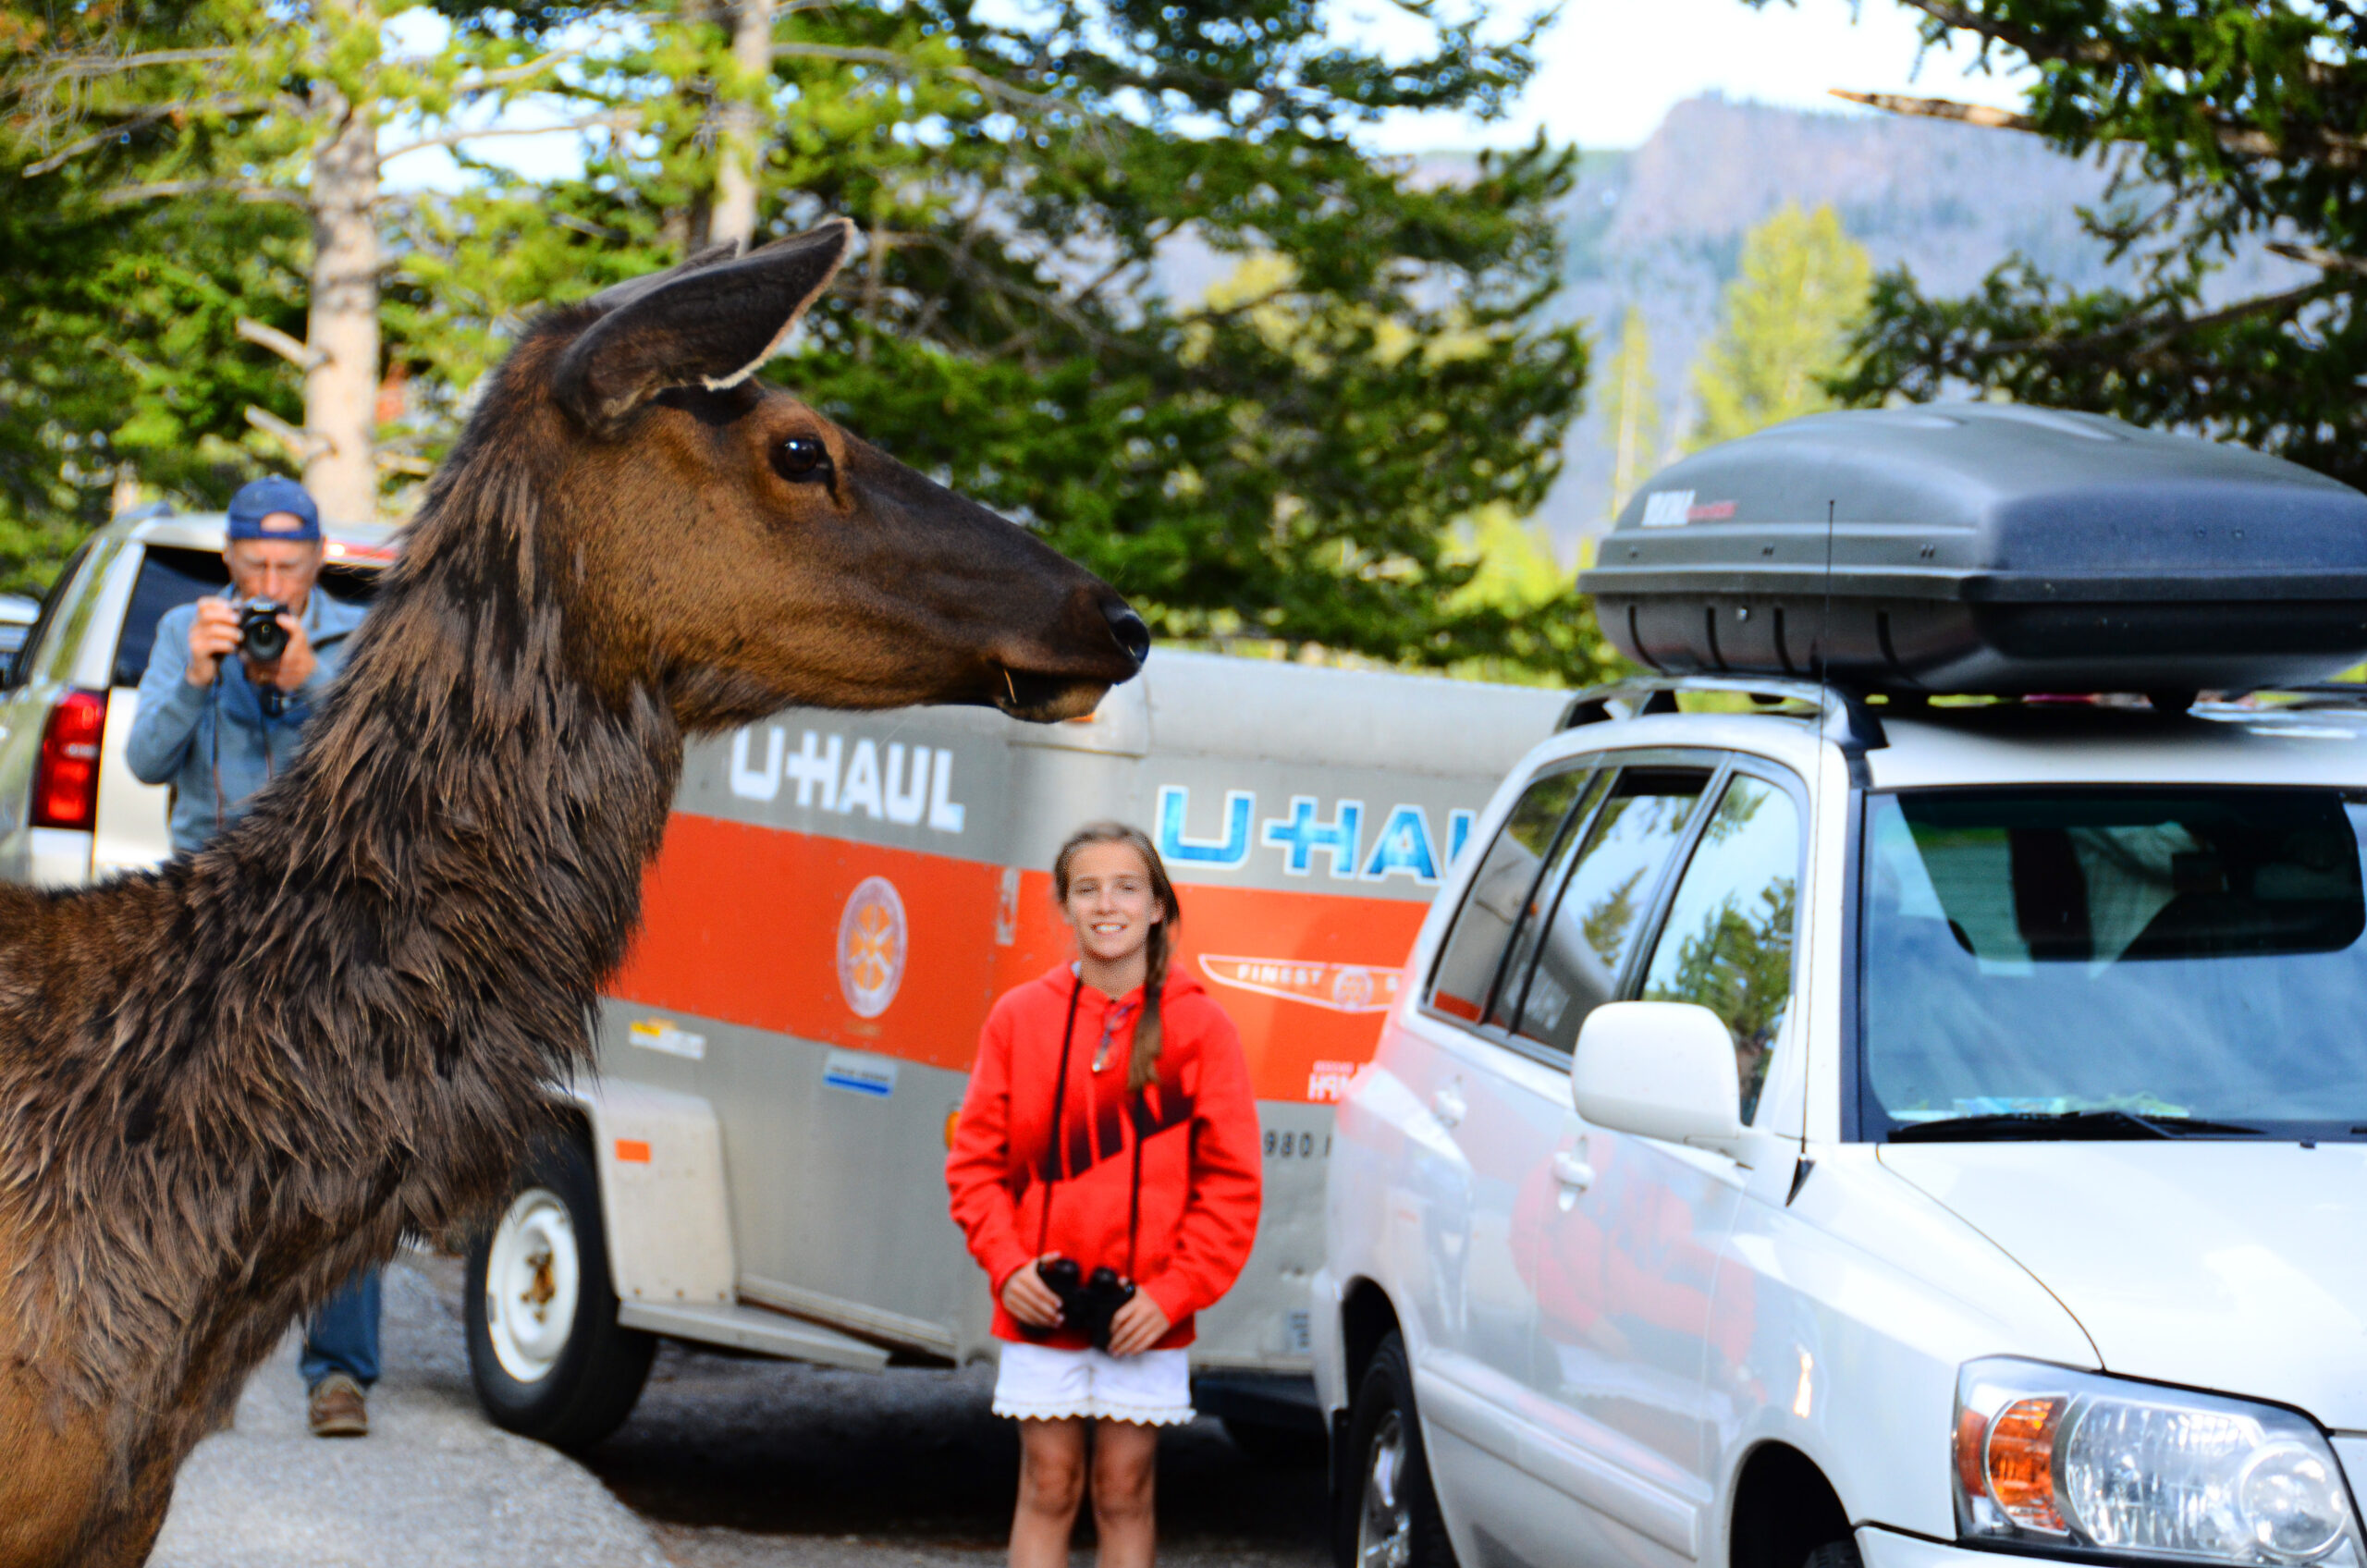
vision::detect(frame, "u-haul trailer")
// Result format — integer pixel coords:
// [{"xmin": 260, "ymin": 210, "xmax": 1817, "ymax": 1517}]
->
[{"xmin": 464, "ymin": 651, "xmax": 1565, "ymax": 1445}]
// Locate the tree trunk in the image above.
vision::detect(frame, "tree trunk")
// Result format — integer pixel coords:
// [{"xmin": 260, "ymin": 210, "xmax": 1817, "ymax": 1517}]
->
[
  {"xmin": 303, "ymin": 92, "xmax": 380, "ymax": 522},
  {"xmin": 710, "ymin": 0, "xmax": 773, "ymax": 247}
]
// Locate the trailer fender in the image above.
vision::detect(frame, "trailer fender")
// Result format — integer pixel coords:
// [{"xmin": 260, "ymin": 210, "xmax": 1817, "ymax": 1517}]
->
[{"xmin": 558, "ymin": 1079, "xmax": 736, "ymax": 1307}]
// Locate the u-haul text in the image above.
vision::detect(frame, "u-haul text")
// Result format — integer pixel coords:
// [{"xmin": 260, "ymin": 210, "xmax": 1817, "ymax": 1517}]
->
[{"xmin": 728, "ymin": 727, "xmax": 967, "ymax": 833}]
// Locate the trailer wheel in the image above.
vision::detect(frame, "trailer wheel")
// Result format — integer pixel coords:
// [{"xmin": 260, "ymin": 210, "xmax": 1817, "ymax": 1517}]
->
[{"xmin": 465, "ymin": 1129, "xmax": 655, "ymax": 1452}]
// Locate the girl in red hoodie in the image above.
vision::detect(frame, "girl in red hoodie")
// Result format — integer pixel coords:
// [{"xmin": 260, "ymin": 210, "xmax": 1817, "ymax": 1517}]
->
[{"xmin": 947, "ymin": 821, "xmax": 1262, "ymax": 1568}]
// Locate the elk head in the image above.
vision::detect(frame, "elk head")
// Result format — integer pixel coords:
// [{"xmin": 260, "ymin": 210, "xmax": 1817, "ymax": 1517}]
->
[{"xmin": 542, "ymin": 217, "xmax": 1147, "ymax": 729}]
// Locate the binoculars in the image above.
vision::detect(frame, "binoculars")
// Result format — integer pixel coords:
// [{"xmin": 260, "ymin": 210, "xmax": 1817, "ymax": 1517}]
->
[{"xmin": 1023, "ymin": 1256, "xmax": 1136, "ymax": 1352}]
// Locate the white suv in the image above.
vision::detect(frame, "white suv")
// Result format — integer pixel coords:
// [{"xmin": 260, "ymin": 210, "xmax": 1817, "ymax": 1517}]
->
[{"xmin": 1316, "ymin": 678, "xmax": 2367, "ymax": 1568}]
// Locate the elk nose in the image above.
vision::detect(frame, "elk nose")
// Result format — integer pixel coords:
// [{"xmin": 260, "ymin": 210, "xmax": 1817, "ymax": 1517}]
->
[{"xmin": 1103, "ymin": 602, "xmax": 1151, "ymax": 668}]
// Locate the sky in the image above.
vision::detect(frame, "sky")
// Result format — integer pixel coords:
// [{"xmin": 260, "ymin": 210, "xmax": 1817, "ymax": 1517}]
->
[
  {"xmin": 1358, "ymin": 0, "xmax": 2032, "ymax": 153},
  {"xmin": 383, "ymin": 0, "xmax": 2038, "ymax": 189}
]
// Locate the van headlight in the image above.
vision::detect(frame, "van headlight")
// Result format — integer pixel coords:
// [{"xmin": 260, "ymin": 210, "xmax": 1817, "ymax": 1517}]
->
[{"xmin": 1956, "ymin": 1360, "xmax": 2362, "ymax": 1566}]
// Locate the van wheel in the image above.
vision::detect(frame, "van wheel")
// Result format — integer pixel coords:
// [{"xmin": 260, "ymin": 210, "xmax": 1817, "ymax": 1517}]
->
[
  {"xmin": 464, "ymin": 1129, "xmax": 655, "ymax": 1452},
  {"xmin": 1338, "ymin": 1331, "xmax": 1457, "ymax": 1568},
  {"xmin": 1804, "ymin": 1542, "xmax": 1864, "ymax": 1568}
]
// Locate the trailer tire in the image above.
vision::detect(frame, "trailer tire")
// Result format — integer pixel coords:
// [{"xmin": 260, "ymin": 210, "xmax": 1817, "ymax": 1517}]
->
[{"xmin": 465, "ymin": 1128, "xmax": 655, "ymax": 1452}]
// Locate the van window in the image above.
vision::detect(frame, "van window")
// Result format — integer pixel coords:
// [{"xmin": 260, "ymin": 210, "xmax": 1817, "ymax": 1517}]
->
[
  {"xmin": 1505, "ymin": 766, "xmax": 1710, "ymax": 1054},
  {"xmin": 112, "ymin": 546, "xmax": 229, "ymax": 687},
  {"xmin": 1638, "ymin": 774, "xmax": 1802, "ymax": 1121},
  {"xmin": 108, "ymin": 545, "xmax": 386, "ymax": 688},
  {"xmin": 1427, "ymin": 763, "xmax": 1593, "ymax": 1023}
]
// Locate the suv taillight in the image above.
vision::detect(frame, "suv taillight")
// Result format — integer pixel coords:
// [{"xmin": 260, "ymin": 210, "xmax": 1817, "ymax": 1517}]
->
[{"xmin": 32, "ymin": 688, "xmax": 106, "ymax": 829}]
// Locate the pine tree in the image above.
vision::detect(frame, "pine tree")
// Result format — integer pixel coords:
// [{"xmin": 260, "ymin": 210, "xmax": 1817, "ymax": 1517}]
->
[
  {"xmin": 1686, "ymin": 203, "xmax": 1872, "ymax": 450},
  {"xmin": 3, "ymin": 0, "xmax": 604, "ymax": 521},
  {"xmin": 1600, "ymin": 305, "xmax": 1662, "ymax": 518},
  {"xmin": 1800, "ymin": 2, "xmax": 2367, "ymax": 490},
  {"xmin": 453, "ymin": 0, "xmax": 1600, "ymax": 678}
]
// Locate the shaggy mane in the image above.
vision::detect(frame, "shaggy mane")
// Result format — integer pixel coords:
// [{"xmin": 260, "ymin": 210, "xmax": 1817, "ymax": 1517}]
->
[{"xmin": 0, "ymin": 309, "xmax": 679, "ymax": 1535}]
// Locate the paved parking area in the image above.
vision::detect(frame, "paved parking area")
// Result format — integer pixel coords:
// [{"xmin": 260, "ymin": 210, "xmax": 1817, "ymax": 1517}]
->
[
  {"xmin": 152, "ymin": 1251, "xmax": 1330, "ymax": 1568},
  {"xmin": 152, "ymin": 1256, "xmax": 666, "ymax": 1568},
  {"xmin": 598, "ymin": 1344, "xmax": 1329, "ymax": 1568}
]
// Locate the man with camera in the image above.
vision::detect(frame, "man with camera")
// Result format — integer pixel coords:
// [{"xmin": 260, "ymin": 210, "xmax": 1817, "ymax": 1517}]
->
[{"xmin": 125, "ymin": 474, "xmax": 378, "ymax": 1439}]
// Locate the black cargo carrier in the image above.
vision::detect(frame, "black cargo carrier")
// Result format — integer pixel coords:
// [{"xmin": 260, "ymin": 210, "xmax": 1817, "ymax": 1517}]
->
[{"xmin": 1576, "ymin": 405, "xmax": 2367, "ymax": 696}]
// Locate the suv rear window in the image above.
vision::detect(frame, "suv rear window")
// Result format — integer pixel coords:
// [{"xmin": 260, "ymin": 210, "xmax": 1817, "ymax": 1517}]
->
[
  {"xmin": 110, "ymin": 545, "xmax": 386, "ymax": 688},
  {"xmin": 112, "ymin": 546, "xmax": 228, "ymax": 687}
]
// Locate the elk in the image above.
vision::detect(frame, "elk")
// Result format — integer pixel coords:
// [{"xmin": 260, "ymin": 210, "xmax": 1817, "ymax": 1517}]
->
[{"xmin": 0, "ymin": 219, "xmax": 1148, "ymax": 1568}]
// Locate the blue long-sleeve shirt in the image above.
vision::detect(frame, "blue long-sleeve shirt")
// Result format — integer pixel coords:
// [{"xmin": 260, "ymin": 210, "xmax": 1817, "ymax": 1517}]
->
[{"xmin": 124, "ymin": 588, "xmax": 368, "ymax": 853}]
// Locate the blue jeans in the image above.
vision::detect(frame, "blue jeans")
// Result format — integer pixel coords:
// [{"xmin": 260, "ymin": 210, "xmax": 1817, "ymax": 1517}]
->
[{"xmin": 300, "ymin": 1268, "xmax": 382, "ymax": 1391}]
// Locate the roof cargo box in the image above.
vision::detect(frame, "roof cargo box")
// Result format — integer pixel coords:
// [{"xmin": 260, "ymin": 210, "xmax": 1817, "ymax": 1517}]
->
[{"xmin": 1576, "ymin": 405, "xmax": 2367, "ymax": 696}]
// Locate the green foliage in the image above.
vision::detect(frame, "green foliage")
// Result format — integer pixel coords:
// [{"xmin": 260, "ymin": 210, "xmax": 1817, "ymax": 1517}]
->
[
  {"xmin": 1800, "ymin": 2, "xmax": 2367, "ymax": 488},
  {"xmin": 5, "ymin": 0, "xmax": 1602, "ymax": 680},
  {"xmin": 1599, "ymin": 304, "xmax": 1661, "ymax": 519},
  {"xmin": 0, "ymin": 0, "xmax": 313, "ymax": 589},
  {"xmin": 454, "ymin": 0, "xmax": 1604, "ymax": 679},
  {"xmin": 1687, "ymin": 202, "xmax": 1870, "ymax": 450}
]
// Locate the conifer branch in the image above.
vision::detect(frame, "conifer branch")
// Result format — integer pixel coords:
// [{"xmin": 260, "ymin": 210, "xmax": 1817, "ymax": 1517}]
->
[
  {"xmin": 2268, "ymin": 240, "xmax": 2367, "ymax": 276},
  {"xmin": 235, "ymin": 318, "xmax": 325, "ymax": 372},
  {"xmin": 1828, "ymin": 90, "xmax": 2033, "ymax": 131},
  {"xmin": 243, "ymin": 407, "xmax": 328, "ymax": 463},
  {"xmin": 96, "ymin": 179, "xmax": 302, "ymax": 205},
  {"xmin": 17, "ymin": 46, "xmax": 239, "ymax": 90},
  {"xmin": 379, "ymin": 111, "xmax": 634, "ymax": 163},
  {"xmin": 20, "ymin": 92, "xmax": 274, "ymax": 177},
  {"xmin": 1830, "ymin": 88, "xmax": 2367, "ymax": 167},
  {"xmin": 769, "ymin": 43, "xmax": 1072, "ymax": 116}
]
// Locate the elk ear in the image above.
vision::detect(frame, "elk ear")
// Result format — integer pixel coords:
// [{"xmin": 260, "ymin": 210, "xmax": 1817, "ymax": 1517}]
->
[{"xmin": 555, "ymin": 217, "xmax": 852, "ymax": 438}]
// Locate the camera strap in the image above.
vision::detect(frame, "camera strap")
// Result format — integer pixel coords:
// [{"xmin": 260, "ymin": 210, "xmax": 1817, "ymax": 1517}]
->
[
  {"xmin": 1032, "ymin": 974, "xmax": 1085, "ymax": 1259},
  {"xmin": 1033, "ymin": 972, "xmax": 1148, "ymax": 1283}
]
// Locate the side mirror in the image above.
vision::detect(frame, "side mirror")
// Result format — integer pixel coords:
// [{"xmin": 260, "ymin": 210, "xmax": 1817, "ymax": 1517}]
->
[{"xmin": 1572, "ymin": 1001, "xmax": 1751, "ymax": 1158}]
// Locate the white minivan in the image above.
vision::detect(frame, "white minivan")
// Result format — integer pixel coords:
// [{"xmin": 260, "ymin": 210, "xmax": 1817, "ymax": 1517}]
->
[{"xmin": 1316, "ymin": 676, "xmax": 2367, "ymax": 1568}]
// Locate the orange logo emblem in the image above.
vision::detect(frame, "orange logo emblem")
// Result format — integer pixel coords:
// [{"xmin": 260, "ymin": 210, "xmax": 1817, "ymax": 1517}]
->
[{"xmin": 836, "ymin": 875, "xmax": 908, "ymax": 1018}]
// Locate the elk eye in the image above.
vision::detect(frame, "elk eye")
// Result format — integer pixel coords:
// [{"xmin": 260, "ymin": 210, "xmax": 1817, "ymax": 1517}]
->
[{"xmin": 773, "ymin": 435, "xmax": 830, "ymax": 482}]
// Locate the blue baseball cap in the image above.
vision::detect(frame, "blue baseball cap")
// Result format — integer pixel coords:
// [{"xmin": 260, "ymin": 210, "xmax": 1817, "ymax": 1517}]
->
[{"xmin": 226, "ymin": 476, "xmax": 321, "ymax": 542}]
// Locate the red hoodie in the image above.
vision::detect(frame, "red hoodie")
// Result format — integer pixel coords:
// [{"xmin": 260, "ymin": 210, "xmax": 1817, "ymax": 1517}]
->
[{"xmin": 946, "ymin": 962, "xmax": 1262, "ymax": 1350}]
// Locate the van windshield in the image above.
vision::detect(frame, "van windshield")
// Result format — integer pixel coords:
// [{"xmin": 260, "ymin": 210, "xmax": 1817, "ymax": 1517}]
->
[{"xmin": 1860, "ymin": 788, "xmax": 2367, "ymax": 1140}]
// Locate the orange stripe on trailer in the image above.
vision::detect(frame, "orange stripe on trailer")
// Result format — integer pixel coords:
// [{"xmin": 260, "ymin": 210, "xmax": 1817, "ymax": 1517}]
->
[
  {"xmin": 607, "ymin": 815, "xmax": 1433, "ymax": 1103},
  {"xmin": 615, "ymin": 1139, "xmax": 652, "ymax": 1163}
]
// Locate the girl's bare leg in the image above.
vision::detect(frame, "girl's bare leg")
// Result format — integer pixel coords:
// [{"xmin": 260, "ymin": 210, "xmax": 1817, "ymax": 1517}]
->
[
  {"xmin": 1089, "ymin": 1418, "xmax": 1160, "ymax": 1568},
  {"xmin": 1012, "ymin": 1417, "xmax": 1089, "ymax": 1568}
]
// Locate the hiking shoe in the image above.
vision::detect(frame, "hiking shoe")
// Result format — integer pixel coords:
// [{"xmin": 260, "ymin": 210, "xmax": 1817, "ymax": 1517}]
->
[{"xmin": 307, "ymin": 1373, "xmax": 369, "ymax": 1438}]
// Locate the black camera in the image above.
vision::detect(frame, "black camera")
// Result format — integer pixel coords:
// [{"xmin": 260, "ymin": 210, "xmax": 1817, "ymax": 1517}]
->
[
  {"xmin": 237, "ymin": 598, "xmax": 290, "ymax": 663},
  {"xmin": 1024, "ymin": 1256, "xmax": 1136, "ymax": 1352}
]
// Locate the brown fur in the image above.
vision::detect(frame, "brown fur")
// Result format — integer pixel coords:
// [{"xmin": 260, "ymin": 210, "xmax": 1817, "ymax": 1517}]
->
[{"xmin": 0, "ymin": 223, "xmax": 1144, "ymax": 1566}]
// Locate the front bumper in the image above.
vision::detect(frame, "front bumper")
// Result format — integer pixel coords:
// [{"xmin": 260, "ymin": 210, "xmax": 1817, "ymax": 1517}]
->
[{"xmin": 1858, "ymin": 1526, "xmax": 2014, "ymax": 1568}]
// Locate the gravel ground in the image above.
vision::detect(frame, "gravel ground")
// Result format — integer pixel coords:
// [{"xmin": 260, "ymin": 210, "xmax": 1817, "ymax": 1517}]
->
[
  {"xmin": 148, "ymin": 1249, "xmax": 1331, "ymax": 1567},
  {"xmin": 151, "ymin": 1251, "xmax": 668, "ymax": 1568}
]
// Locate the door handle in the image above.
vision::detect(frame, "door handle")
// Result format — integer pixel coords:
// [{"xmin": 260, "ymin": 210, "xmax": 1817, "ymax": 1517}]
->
[
  {"xmin": 1430, "ymin": 1083, "xmax": 1466, "ymax": 1129},
  {"xmin": 1552, "ymin": 1147, "xmax": 1595, "ymax": 1193}
]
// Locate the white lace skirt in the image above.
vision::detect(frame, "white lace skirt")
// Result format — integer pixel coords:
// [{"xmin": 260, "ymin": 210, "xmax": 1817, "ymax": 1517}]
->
[{"xmin": 991, "ymin": 1342, "xmax": 1195, "ymax": 1426}]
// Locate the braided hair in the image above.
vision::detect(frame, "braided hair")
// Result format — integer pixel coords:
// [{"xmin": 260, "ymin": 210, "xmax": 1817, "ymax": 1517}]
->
[{"xmin": 1051, "ymin": 820, "xmax": 1182, "ymax": 1094}]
